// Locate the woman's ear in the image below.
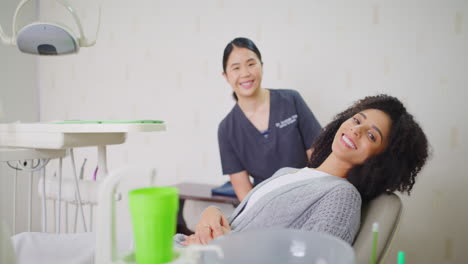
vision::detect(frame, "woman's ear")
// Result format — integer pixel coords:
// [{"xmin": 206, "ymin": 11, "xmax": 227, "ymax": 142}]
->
[{"xmin": 222, "ymin": 72, "xmax": 228, "ymax": 81}]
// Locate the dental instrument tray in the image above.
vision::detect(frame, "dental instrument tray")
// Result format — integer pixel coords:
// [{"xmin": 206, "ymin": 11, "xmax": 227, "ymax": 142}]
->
[
  {"xmin": 0, "ymin": 121, "xmax": 166, "ymax": 149},
  {"xmin": 54, "ymin": 120, "xmax": 164, "ymax": 124}
]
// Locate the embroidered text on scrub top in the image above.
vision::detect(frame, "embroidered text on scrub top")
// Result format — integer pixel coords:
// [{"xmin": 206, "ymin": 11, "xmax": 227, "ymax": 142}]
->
[{"xmin": 276, "ymin": 114, "xmax": 298, "ymax": 128}]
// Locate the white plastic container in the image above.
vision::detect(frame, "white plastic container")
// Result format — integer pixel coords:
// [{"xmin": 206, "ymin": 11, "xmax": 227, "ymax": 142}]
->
[{"xmin": 202, "ymin": 228, "xmax": 356, "ymax": 264}]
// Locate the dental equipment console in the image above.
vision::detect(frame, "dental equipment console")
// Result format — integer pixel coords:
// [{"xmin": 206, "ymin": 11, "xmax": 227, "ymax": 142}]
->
[{"xmin": 0, "ymin": 0, "xmax": 100, "ymax": 55}]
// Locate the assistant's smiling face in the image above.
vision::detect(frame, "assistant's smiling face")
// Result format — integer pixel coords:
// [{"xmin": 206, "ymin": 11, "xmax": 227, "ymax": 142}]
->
[{"xmin": 222, "ymin": 47, "xmax": 263, "ymax": 99}]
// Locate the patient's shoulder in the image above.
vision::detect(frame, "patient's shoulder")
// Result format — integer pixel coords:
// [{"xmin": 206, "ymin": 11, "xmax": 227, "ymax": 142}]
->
[
  {"xmin": 271, "ymin": 167, "xmax": 299, "ymax": 178},
  {"xmin": 326, "ymin": 182, "xmax": 362, "ymax": 207}
]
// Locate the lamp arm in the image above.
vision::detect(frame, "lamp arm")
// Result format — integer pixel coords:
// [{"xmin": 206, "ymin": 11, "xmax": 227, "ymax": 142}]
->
[
  {"xmin": 11, "ymin": 0, "xmax": 32, "ymax": 45},
  {"xmin": 55, "ymin": 0, "xmax": 87, "ymax": 44},
  {"xmin": 53, "ymin": 0, "xmax": 101, "ymax": 47},
  {"xmin": 0, "ymin": 25, "xmax": 12, "ymax": 45},
  {"xmin": 79, "ymin": 6, "xmax": 101, "ymax": 47}
]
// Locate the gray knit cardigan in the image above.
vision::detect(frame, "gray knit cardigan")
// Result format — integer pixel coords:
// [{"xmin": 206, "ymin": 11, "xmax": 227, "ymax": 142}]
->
[{"xmin": 175, "ymin": 167, "xmax": 361, "ymax": 245}]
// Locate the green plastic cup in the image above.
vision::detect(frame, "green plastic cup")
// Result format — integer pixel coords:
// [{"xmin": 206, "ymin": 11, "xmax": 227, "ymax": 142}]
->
[{"xmin": 128, "ymin": 187, "xmax": 179, "ymax": 264}]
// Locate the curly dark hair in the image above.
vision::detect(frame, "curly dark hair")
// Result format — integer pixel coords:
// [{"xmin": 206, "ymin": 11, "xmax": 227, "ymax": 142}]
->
[{"xmin": 308, "ymin": 94, "xmax": 429, "ymax": 201}]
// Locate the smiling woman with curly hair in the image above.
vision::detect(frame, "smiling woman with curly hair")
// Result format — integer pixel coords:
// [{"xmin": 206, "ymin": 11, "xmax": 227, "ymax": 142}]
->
[
  {"xmin": 178, "ymin": 94, "xmax": 429, "ymax": 246},
  {"xmin": 308, "ymin": 94, "xmax": 428, "ymax": 201}
]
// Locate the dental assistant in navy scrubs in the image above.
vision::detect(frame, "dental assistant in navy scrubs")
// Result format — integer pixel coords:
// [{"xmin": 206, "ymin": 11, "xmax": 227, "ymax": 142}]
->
[{"xmin": 218, "ymin": 37, "xmax": 322, "ymax": 201}]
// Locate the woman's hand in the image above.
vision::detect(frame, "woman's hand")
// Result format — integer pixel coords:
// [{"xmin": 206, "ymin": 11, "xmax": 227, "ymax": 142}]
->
[
  {"xmin": 181, "ymin": 233, "xmax": 202, "ymax": 246},
  {"xmin": 185, "ymin": 206, "xmax": 231, "ymax": 245},
  {"xmin": 181, "ymin": 226, "xmax": 231, "ymax": 246}
]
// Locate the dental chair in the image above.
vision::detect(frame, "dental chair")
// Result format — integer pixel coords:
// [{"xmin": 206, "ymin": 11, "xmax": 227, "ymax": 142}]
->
[
  {"xmin": 7, "ymin": 166, "xmax": 157, "ymax": 264},
  {"xmin": 353, "ymin": 193, "xmax": 402, "ymax": 264}
]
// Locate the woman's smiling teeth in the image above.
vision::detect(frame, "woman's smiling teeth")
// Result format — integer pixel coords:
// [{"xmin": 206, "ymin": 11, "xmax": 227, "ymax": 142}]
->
[
  {"xmin": 342, "ymin": 134, "xmax": 357, "ymax": 149},
  {"xmin": 240, "ymin": 80, "xmax": 253, "ymax": 88}
]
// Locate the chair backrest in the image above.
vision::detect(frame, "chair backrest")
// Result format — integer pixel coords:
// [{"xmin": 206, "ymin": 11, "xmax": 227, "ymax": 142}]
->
[{"xmin": 353, "ymin": 193, "xmax": 402, "ymax": 264}]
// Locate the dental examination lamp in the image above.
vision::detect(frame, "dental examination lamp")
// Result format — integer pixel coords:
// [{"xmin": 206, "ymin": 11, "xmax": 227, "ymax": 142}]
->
[{"xmin": 0, "ymin": 0, "xmax": 100, "ymax": 55}]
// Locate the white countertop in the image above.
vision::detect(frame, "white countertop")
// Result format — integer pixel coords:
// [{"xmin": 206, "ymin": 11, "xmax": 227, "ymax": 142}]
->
[
  {"xmin": 0, "ymin": 122, "xmax": 166, "ymax": 133},
  {"xmin": 0, "ymin": 122, "xmax": 166, "ymax": 149}
]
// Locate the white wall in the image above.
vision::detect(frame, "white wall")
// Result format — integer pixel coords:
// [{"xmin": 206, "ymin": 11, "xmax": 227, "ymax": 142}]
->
[
  {"xmin": 0, "ymin": 0, "xmax": 40, "ymax": 234},
  {"xmin": 32, "ymin": 0, "xmax": 468, "ymax": 263}
]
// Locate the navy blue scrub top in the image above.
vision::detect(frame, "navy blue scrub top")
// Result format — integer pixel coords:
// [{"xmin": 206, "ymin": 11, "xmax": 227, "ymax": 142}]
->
[{"xmin": 218, "ymin": 89, "xmax": 321, "ymax": 186}]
